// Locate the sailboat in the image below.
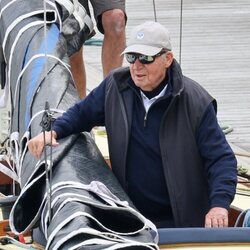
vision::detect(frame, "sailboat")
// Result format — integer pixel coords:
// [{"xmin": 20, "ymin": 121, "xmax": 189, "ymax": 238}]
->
[
  {"xmin": 0, "ymin": 1, "xmax": 158, "ymax": 249},
  {"xmin": 0, "ymin": 0, "xmax": 250, "ymax": 249}
]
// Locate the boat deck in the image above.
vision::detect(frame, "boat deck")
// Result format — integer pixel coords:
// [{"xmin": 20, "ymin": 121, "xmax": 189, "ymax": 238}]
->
[{"xmin": 84, "ymin": 0, "xmax": 250, "ymax": 153}]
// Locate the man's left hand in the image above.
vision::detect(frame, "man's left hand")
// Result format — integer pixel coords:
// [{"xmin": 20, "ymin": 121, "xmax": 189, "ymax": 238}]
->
[{"xmin": 205, "ymin": 207, "xmax": 228, "ymax": 228}]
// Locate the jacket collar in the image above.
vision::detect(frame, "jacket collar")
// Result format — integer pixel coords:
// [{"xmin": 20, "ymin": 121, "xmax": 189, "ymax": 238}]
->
[
  {"xmin": 168, "ymin": 59, "xmax": 184, "ymax": 97},
  {"xmin": 112, "ymin": 67, "xmax": 131, "ymax": 92}
]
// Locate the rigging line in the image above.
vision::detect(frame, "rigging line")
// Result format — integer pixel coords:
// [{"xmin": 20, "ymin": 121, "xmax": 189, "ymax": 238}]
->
[
  {"xmin": 43, "ymin": 0, "xmax": 52, "ymax": 223},
  {"xmin": 43, "ymin": 0, "xmax": 48, "ymax": 88},
  {"xmin": 152, "ymin": 0, "xmax": 157, "ymax": 22},
  {"xmin": 179, "ymin": 0, "xmax": 183, "ymax": 65}
]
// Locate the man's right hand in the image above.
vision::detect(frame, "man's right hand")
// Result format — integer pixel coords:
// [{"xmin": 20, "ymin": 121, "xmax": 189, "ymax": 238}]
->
[{"xmin": 27, "ymin": 130, "xmax": 59, "ymax": 159}]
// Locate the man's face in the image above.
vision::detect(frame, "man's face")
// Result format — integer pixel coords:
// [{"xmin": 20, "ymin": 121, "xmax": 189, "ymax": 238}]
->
[{"xmin": 128, "ymin": 51, "xmax": 173, "ymax": 91}]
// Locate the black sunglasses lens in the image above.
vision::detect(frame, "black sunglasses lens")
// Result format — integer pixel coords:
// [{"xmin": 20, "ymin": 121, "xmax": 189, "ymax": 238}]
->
[
  {"xmin": 126, "ymin": 54, "xmax": 136, "ymax": 63},
  {"xmin": 139, "ymin": 55, "xmax": 154, "ymax": 64}
]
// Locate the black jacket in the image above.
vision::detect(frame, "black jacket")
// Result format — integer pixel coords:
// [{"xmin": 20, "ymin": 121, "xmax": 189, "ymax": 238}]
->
[{"xmin": 54, "ymin": 59, "xmax": 237, "ymax": 227}]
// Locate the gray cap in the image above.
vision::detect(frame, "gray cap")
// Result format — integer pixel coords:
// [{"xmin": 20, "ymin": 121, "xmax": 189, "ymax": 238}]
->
[{"xmin": 122, "ymin": 21, "xmax": 172, "ymax": 56}]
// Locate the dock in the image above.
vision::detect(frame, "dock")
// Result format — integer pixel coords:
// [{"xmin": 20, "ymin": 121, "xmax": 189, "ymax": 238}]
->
[{"xmin": 84, "ymin": 0, "xmax": 250, "ymax": 153}]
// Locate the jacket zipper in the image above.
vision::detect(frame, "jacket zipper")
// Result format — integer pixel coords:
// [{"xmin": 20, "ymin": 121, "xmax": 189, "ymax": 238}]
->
[
  {"xmin": 143, "ymin": 112, "xmax": 147, "ymax": 127},
  {"xmin": 142, "ymin": 93, "xmax": 170, "ymax": 127}
]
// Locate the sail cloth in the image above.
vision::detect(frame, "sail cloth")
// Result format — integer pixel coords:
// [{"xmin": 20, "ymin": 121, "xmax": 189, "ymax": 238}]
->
[
  {"xmin": 0, "ymin": 0, "xmax": 158, "ymax": 249},
  {"xmin": 11, "ymin": 133, "xmax": 158, "ymax": 249}
]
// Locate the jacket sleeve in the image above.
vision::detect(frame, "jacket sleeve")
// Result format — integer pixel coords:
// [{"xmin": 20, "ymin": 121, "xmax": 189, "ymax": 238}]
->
[
  {"xmin": 52, "ymin": 80, "xmax": 107, "ymax": 139},
  {"xmin": 196, "ymin": 103, "xmax": 238, "ymax": 210}
]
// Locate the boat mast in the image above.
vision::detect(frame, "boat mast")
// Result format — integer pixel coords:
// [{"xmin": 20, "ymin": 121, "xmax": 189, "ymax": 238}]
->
[{"xmin": 152, "ymin": 0, "xmax": 184, "ymax": 65}]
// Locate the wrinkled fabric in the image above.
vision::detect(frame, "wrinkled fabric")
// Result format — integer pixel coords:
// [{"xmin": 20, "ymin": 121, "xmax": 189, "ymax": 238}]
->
[
  {"xmin": 0, "ymin": 1, "xmax": 158, "ymax": 249},
  {"xmin": 10, "ymin": 134, "xmax": 158, "ymax": 249}
]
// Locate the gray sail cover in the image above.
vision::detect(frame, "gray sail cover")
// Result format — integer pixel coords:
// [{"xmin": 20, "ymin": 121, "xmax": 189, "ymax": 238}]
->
[{"xmin": 0, "ymin": 0, "xmax": 159, "ymax": 249}]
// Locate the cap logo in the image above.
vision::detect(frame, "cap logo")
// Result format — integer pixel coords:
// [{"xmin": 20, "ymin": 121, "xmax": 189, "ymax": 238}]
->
[{"xmin": 136, "ymin": 31, "xmax": 144, "ymax": 40}]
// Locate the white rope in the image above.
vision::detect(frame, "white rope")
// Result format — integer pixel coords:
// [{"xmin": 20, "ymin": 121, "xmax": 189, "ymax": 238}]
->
[
  {"xmin": 55, "ymin": 0, "xmax": 75, "ymax": 15},
  {"xmin": 0, "ymin": 19, "xmax": 57, "ymax": 110},
  {"xmin": 13, "ymin": 54, "xmax": 71, "ymax": 109},
  {"xmin": 39, "ymin": 180, "xmax": 158, "ymax": 243},
  {"xmin": 0, "ymin": 0, "xmax": 18, "ymax": 20},
  {"xmin": 72, "ymin": 3, "xmax": 93, "ymax": 31},
  {"xmin": 2, "ymin": 10, "xmax": 56, "ymax": 58},
  {"xmin": 10, "ymin": 132, "xmax": 19, "ymax": 170},
  {"xmin": 0, "ymin": 0, "xmax": 58, "ymax": 109},
  {"xmin": 26, "ymin": 108, "xmax": 65, "ymax": 132}
]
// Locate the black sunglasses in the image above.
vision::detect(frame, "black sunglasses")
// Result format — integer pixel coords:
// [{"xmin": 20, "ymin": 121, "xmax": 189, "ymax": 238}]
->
[{"xmin": 125, "ymin": 51, "xmax": 166, "ymax": 64}]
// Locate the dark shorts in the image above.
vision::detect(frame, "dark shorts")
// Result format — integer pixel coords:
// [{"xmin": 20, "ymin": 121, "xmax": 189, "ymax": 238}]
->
[{"xmin": 79, "ymin": 0, "xmax": 126, "ymax": 34}]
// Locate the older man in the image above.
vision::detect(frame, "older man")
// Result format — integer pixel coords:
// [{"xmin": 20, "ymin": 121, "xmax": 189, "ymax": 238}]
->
[{"xmin": 28, "ymin": 21, "xmax": 237, "ymax": 228}]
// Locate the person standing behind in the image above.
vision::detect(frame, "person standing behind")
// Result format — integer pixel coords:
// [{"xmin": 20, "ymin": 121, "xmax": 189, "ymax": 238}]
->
[
  {"xmin": 70, "ymin": 0, "xmax": 126, "ymax": 98},
  {"xmin": 28, "ymin": 21, "xmax": 237, "ymax": 228}
]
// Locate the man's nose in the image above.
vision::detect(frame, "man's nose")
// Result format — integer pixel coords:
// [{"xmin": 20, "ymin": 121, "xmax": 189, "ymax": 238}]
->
[{"xmin": 133, "ymin": 58, "xmax": 143, "ymax": 68}]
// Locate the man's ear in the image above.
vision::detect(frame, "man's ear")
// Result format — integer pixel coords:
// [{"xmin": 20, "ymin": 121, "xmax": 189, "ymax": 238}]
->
[{"xmin": 165, "ymin": 51, "xmax": 174, "ymax": 68}]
